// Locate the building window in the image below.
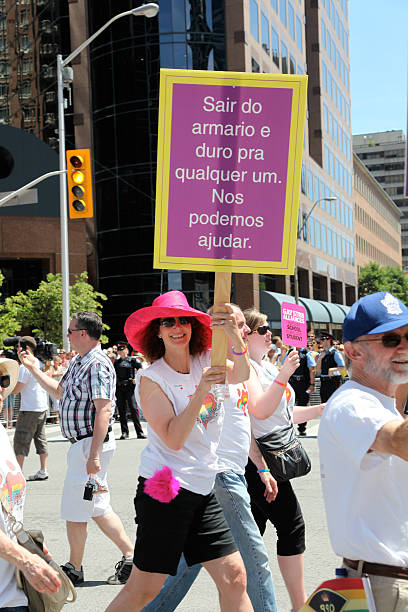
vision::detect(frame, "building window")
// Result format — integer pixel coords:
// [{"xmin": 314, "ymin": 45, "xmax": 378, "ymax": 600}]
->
[
  {"xmin": 322, "ymin": 61, "xmax": 327, "ymax": 91},
  {"xmin": 0, "ymin": 83, "xmax": 7, "ymax": 98},
  {"xmin": 280, "ymin": 0, "xmax": 287, "ymax": 27},
  {"xmin": 289, "ymin": 54, "xmax": 295, "ymax": 74},
  {"xmin": 322, "ymin": 224, "xmax": 327, "ymax": 253},
  {"xmin": 314, "ymin": 176, "xmax": 320, "ymax": 202},
  {"xmin": 327, "ymin": 228, "xmax": 333, "ymax": 256},
  {"xmin": 316, "ymin": 219, "xmax": 321, "ymax": 250},
  {"xmin": 271, "ymin": 0, "xmax": 278, "ymax": 12},
  {"xmin": 309, "ymin": 217, "xmax": 315, "ymax": 247},
  {"xmin": 271, "ymin": 28, "xmax": 279, "ymax": 67},
  {"xmin": 261, "ymin": 12, "xmax": 270, "ymax": 54},
  {"xmin": 251, "ymin": 57, "xmax": 260, "ymax": 73},
  {"xmin": 321, "ymin": 19, "xmax": 326, "ymax": 49},
  {"xmin": 296, "ymin": 16, "xmax": 302, "ymax": 51},
  {"xmin": 307, "ymin": 169, "xmax": 313, "ymax": 201},
  {"xmin": 288, "ymin": 2, "xmax": 295, "ymax": 39},
  {"xmin": 281, "ymin": 41, "xmax": 288, "ymax": 73},
  {"xmin": 250, "ymin": 0, "xmax": 259, "ymax": 41},
  {"xmin": 301, "ymin": 163, "xmax": 306, "ymax": 194},
  {"xmin": 0, "ymin": 60, "xmax": 10, "ymax": 76},
  {"xmin": 323, "ymin": 103, "xmax": 328, "ymax": 132}
]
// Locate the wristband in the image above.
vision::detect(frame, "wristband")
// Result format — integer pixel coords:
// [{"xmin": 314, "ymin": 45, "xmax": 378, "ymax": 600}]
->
[
  {"xmin": 273, "ymin": 379, "xmax": 286, "ymax": 388},
  {"xmin": 88, "ymin": 458, "xmax": 99, "ymax": 461},
  {"xmin": 257, "ymin": 468, "xmax": 270, "ymax": 473},
  {"xmin": 231, "ymin": 345, "xmax": 248, "ymax": 356}
]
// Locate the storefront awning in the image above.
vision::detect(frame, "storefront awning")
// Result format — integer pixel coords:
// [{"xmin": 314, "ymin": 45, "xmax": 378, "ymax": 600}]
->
[{"xmin": 260, "ymin": 291, "xmax": 349, "ymax": 326}]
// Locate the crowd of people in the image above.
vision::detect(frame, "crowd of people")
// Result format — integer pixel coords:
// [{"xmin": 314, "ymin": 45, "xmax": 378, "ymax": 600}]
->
[{"xmin": 0, "ymin": 289, "xmax": 407, "ymax": 611}]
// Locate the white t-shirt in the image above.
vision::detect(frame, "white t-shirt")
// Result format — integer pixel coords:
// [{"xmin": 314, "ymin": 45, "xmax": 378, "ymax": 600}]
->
[
  {"xmin": 0, "ymin": 424, "xmax": 28, "ymax": 608},
  {"xmin": 318, "ymin": 380, "xmax": 408, "ymax": 565},
  {"xmin": 18, "ymin": 357, "xmax": 49, "ymax": 412},
  {"xmin": 135, "ymin": 352, "xmax": 224, "ymax": 495},
  {"xmin": 249, "ymin": 360, "xmax": 295, "ymax": 439},
  {"xmin": 216, "ymin": 381, "xmax": 251, "ymax": 475}
]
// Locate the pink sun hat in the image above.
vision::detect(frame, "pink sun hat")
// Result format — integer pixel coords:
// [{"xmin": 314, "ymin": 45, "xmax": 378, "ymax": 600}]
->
[{"xmin": 124, "ymin": 290, "xmax": 212, "ymax": 352}]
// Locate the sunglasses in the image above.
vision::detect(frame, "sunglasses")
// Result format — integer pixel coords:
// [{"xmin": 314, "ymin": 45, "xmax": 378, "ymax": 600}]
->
[
  {"xmin": 354, "ymin": 332, "xmax": 408, "ymax": 348},
  {"xmin": 159, "ymin": 317, "xmax": 192, "ymax": 328},
  {"xmin": 67, "ymin": 327, "xmax": 86, "ymax": 335},
  {"xmin": 0, "ymin": 375, "xmax": 10, "ymax": 389},
  {"xmin": 248, "ymin": 325, "xmax": 271, "ymax": 336}
]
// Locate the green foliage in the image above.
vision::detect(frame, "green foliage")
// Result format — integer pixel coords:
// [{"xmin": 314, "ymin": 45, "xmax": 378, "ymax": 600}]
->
[
  {"xmin": 358, "ymin": 262, "xmax": 408, "ymax": 303},
  {"xmin": 0, "ymin": 272, "xmax": 109, "ymax": 347},
  {"xmin": 0, "ymin": 271, "xmax": 21, "ymax": 344}
]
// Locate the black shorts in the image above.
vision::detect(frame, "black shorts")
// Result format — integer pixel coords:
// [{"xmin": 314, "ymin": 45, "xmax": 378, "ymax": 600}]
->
[
  {"xmin": 133, "ymin": 476, "xmax": 237, "ymax": 575},
  {"xmin": 245, "ymin": 459, "xmax": 305, "ymax": 556}
]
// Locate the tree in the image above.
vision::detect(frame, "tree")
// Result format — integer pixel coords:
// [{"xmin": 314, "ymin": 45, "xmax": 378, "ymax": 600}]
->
[
  {"xmin": 358, "ymin": 262, "xmax": 408, "ymax": 303},
  {"xmin": 1, "ymin": 272, "xmax": 109, "ymax": 346},
  {"xmin": 0, "ymin": 271, "xmax": 21, "ymax": 344}
]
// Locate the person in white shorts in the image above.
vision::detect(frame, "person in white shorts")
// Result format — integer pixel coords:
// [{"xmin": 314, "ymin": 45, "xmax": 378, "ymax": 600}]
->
[{"xmin": 18, "ymin": 312, "xmax": 134, "ymax": 588}]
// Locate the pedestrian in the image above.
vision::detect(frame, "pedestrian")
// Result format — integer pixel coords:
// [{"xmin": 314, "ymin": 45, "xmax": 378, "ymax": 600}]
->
[
  {"xmin": 114, "ymin": 343, "xmax": 146, "ymax": 440},
  {"xmin": 140, "ymin": 301, "xmax": 278, "ymax": 612},
  {"xmin": 315, "ymin": 331, "xmax": 345, "ymax": 402},
  {"xmin": 243, "ymin": 308, "xmax": 324, "ymax": 612},
  {"xmin": 0, "ymin": 357, "xmax": 61, "ymax": 610},
  {"xmin": 106, "ymin": 291, "xmax": 253, "ymax": 612},
  {"xmin": 319, "ymin": 291, "xmax": 408, "ymax": 611},
  {"xmin": 18, "ymin": 312, "xmax": 134, "ymax": 587},
  {"xmin": 12, "ymin": 336, "xmax": 50, "ymax": 481}
]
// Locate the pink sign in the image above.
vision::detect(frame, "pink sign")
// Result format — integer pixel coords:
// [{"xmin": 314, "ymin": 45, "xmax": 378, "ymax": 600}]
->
[{"xmin": 281, "ymin": 301, "xmax": 307, "ymax": 348}]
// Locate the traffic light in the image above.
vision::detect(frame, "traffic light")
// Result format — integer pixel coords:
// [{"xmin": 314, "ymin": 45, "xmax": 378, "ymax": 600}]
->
[{"xmin": 66, "ymin": 148, "xmax": 93, "ymax": 219}]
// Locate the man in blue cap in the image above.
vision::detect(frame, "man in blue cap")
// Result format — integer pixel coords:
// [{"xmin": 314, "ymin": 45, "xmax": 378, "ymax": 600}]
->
[{"xmin": 319, "ymin": 292, "xmax": 408, "ymax": 611}]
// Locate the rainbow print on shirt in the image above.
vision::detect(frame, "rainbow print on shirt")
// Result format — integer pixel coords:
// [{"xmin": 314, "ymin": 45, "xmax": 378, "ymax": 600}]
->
[
  {"xmin": 0, "ymin": 459, "xmax": 25, "ymax": 511},
  {"xmin": 300, "ymin": 577, "xmax": 374, "ymax": 611},
  {"xmin": 236, "ymin": 384, "xmax": 249, "ymax": 416},
  {"xmin": 197, "ymin": 392, "xmax": 218, "ymax": 429}
]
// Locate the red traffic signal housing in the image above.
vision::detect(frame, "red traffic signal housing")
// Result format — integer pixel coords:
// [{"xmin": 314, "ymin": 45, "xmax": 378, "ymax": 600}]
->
[{"xmin": 66, "ymin": 148, "xmax": 93, "ymax": 219}]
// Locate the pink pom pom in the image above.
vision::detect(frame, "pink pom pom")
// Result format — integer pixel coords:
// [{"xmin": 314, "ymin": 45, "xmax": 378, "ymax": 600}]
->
[{"xmin": 144, "ymin": 466, "xmax": 181, "ymax": 503}]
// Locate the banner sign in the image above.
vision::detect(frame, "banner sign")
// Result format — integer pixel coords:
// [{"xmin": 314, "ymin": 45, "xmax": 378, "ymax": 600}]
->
[
  {"xmin": 300, "ymin": 576, "xmax": 376, "ymax": 611},
  {"xmin": 154, "ymin": 69, "xmax": 307, "ymax": 274},
  {"xmin": 281, "ymin": 301, "xmax": 307, "ymax": 348}
]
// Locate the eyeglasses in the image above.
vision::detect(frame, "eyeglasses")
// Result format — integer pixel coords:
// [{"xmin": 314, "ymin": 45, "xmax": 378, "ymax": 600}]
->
[
  {"xmin": 248, "ymin": 325, "xmax": 271, "ymax": 336},
  {"xmin": 0, "ymin": 375, "xmax": 10, "ymax": 389},
  {"xmin": 159, "ymin": 317, "xmax": 192, "ymax": 328},
  {"xmin": 354, "ymin": 332, "xmax": 408, "ymax": 348},
  {"xmin": 67, "ymin": 327, "xmax": 86, "ymax": 335}
]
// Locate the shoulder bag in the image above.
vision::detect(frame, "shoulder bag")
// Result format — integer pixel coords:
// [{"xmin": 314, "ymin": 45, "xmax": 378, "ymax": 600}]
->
[
  {"xmin": 255, "ymin": 390, "xmax": 311, "ymax": 482},
  {"xmin": 0, "ymin": 488, "xmax": 76, "ymax": 612}
]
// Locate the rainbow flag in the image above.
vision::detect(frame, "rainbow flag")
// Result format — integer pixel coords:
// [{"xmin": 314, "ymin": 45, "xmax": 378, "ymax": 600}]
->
[{"xmin": 300, "ymin": 577, "xmax": 376, "ymax": 611}]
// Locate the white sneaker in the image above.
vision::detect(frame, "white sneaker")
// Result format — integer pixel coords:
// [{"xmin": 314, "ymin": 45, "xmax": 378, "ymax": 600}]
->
[{"xmin": 27, "ymin": 469, "xmax": 48, "ymax": 481}]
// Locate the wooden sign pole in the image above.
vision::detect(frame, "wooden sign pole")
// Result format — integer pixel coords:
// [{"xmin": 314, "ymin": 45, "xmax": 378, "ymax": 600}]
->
[{"xmin": 211, "ymin": 271, "xmax": 232, "ymax": 369}]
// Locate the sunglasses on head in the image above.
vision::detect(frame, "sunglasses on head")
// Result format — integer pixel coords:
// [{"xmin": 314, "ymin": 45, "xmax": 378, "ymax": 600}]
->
[
  {"xmin": 159, "ymin": 317, "xmax": 192, "ymax": 328},
  {"xmin": 0, "ymin": 375, "xmax": 10, "ymax": 389},
  {"xmin": 354, "ymin": 332, "xmax": 408, "ymax": 348},
  {"xmin": 248, "ymin": 325, "xmax": 271, "ymax": 336}
]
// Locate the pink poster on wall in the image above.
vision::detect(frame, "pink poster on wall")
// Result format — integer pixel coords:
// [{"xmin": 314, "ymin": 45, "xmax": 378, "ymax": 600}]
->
[{"xmin": 281, "ymin": 301, "xmax": 307, "ymax": 348}]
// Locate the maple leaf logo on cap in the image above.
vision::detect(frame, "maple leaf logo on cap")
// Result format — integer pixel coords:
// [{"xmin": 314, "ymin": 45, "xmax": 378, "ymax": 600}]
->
[{"xmin": 381, "ymin": 292, "xmax": 403, "ymax": 315}]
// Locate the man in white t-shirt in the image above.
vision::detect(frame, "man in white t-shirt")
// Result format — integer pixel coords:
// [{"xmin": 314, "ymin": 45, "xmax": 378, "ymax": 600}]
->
[
  {"xmin": 13, "ymin": 337, "xmax": 49, "ymax": 481},
  {"xmin": 319, "ymin": 291, "xmax": 408, "ymax": 611}
]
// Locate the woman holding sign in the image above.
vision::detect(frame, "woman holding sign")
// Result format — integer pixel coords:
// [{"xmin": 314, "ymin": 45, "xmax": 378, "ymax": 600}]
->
[
  {"xmin": 244, "ymin": 308, "xmax": 325, "ymax": 612},
  {"xmin": 106, "ymin": 291, "xmax": 252, "ymax": 612}
]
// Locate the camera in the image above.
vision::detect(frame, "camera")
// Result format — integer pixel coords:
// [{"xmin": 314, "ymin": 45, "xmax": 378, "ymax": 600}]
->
[
  {"xmin": 83, "ymin": 479, "xmax": 97, "ymax": 501},
  {"xmin": 3, "ymin": 336, "xmax": 58, "ymax": 363}
]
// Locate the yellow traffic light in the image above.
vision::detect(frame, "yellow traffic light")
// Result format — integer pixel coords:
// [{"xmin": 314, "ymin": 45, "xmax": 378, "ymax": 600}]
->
[{"xmin": 66, "ymin": 149, "xmax": 93, "ymax": 219}]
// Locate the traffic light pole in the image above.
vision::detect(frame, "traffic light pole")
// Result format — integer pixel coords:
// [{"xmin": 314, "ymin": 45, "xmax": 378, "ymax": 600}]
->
[
  {"xmin": 56, "ymin": 4, "xmax": 159, "ymax": 350},
  {"xmin": 57, "ymin": 54, "xmax": 70, "ymax": 350}
]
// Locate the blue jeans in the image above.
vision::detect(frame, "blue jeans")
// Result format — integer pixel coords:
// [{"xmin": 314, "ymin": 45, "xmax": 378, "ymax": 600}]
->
[{"xmin": 143, "ymin": 471, "xmax": 277, "ymax": 612}]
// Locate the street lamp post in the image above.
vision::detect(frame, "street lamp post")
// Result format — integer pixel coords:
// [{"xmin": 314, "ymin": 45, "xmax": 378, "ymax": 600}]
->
[
  {"xmin": 294, "ymin": 197, "xmax": 337, "ymax": 304},
  {"xmin": 57, "ymin": 4, "xmax": 159, "ymax": 349}
]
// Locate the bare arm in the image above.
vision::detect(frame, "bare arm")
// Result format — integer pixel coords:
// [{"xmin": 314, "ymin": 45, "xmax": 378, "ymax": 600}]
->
[
  {"xmin": 17, "ymin": 349, "xmax": 63, "ymax": 399},
  {"xmin": 140, "ymin": 366, "xmax": 227, "ymax": 450},
  {"xmin": 248, "ymin": 351, "xmax": 300, "ymax": 420},
  {"xmin": 211, "ymin": 303, "xmax": 250, "ymax": 384},
  {"xmin": 248, "ymin": 432, "xmax": 278, "ymax": 502},
  {"xmin": 293, "ymin": 403, "xmax": 325, "ymax": 424},
  {"xmin": 371, "ymin": 419, "xmax": 408, "ymax": 461},
  {"xmin": 0, "ymin": 528, "xmax": 61, "ymax": 594},
  {"xmin": 12, "ymin": 382, "xmax": 24, "ymax": 395},
  {"xmin": 86, "ymin": 398, "xmax": 112, "ymax": 475}
]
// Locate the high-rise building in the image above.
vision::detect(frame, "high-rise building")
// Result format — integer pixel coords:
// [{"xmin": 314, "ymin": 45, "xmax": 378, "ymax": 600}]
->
[
  {"xmin": 353, "ymin": 130, "xmax": 407, "ymax": 268},
  {"xmin": 1, "ymin": 0, "xmax": 357, "ymax": 339}
]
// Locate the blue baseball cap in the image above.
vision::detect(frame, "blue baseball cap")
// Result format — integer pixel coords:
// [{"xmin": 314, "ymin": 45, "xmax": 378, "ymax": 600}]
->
[{"xmin": 343, "ymin": 292, "xmax": 408, "ymax": 342}]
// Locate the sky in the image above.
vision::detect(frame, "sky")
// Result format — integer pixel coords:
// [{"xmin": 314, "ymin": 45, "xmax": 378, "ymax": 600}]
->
[{"xmin": 349, "ymin": 0, "xmax": 407, "ymax": 136}]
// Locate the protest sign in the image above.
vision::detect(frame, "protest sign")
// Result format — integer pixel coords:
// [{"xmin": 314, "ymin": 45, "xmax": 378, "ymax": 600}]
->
[
  {"xmin": 154, "ymin": 69, "xmax": 307, "ymax": 275},
  {"xmin": 281, "ymin": 301, "xmax": 307, "ymax": 348}
]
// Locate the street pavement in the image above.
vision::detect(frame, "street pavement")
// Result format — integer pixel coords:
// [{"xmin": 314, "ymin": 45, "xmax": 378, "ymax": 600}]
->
[{"xmin": 12, "ymin": 419, "xmax": 339, "ymax": 611}]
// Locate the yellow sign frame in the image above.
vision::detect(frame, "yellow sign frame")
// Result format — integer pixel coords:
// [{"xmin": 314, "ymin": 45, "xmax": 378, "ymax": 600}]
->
[{"xmin": 154, "ymin": 69, "xmax": 308, "ymax": 275}]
